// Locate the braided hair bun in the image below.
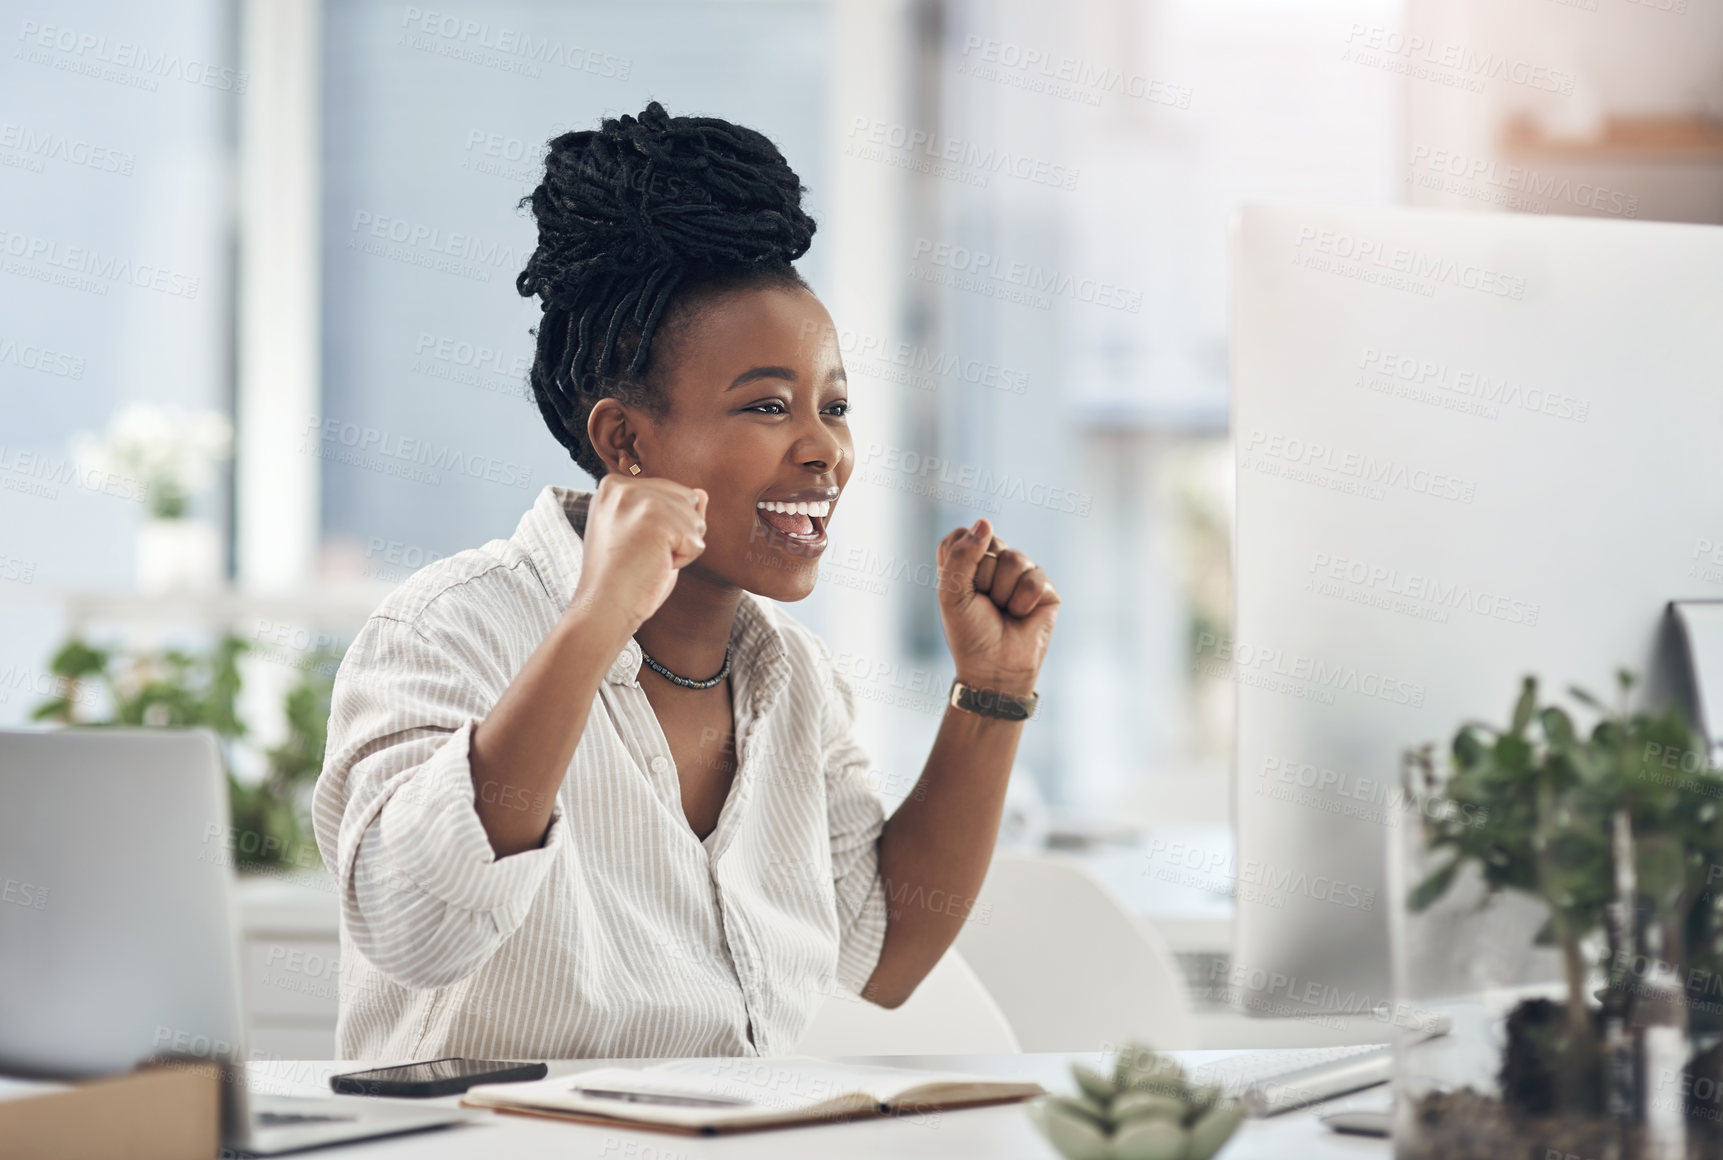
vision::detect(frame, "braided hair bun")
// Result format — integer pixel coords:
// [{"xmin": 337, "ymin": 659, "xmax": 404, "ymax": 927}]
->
[{"xmin": 516, "ymin": 100, "xmax": 816, "ymax": 478}]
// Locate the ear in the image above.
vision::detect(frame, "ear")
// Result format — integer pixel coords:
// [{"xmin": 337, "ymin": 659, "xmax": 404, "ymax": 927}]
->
[{"xmin": 586, "ymin": 398, "xmax": 640, "ymax": 475}]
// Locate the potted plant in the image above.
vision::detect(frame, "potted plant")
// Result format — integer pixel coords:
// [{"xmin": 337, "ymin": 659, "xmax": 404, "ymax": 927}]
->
[
  {"xmin": 1397, "ymin": 670, "xmax": 1723, "ymax": 1159},
  {"xmin": 34, "ymin": 632, "xmax": 339, "ymax": 872},
  {"xmin": 1030, "ymin": 1042, "xmax": 1246, "ymax": 1160},
  {"xmin": 71, "ymin": 402, "xmax": 233, "ymax": 593}
]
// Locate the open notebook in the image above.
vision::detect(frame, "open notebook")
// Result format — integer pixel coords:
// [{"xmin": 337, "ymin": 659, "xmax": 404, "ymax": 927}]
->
[{"xmin": 460, "ymin": 1058, "xmax": 1044, "ymax": 1135}]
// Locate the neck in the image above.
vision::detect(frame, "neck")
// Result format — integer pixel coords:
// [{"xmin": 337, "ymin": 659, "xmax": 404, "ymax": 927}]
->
[{"xmin": 634, "ymin": 565, "xmax": 742, "ymax": 683}]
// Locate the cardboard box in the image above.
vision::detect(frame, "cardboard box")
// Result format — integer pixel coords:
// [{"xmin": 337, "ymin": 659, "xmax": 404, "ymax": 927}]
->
[{"xmin": 0, "ymin": 1061, "xmax": 220, "ymax": 1160}]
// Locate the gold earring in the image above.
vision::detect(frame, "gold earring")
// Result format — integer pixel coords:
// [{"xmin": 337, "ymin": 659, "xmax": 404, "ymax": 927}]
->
[{"xmin": 627, "ymin": 462, "xmax": 642, "ymax": 476}]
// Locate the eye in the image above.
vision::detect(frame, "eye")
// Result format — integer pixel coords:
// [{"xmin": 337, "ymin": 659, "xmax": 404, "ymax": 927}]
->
[
  {"xmin": 825, "ymin": 401, "xmax": 850, "ymax": 417},
  {"xmin": 745, "ymin": 400, "xmax": 787, "ymax": 415}
]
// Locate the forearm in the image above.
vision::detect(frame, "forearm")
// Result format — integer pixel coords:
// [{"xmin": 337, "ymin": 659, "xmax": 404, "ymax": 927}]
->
[
  {"xmin": 469, "ymin": 602, "xmax": 634, "ymax": 858},
  {"xmin": 864, "ymin": 697, "xmax": 1025, "ymax": 1006}
]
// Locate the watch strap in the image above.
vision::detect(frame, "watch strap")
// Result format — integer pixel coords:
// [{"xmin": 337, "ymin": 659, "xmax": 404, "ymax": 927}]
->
[{"xmin": 948, "ymin": 677, "xmax": 1038, "ymax": 721}]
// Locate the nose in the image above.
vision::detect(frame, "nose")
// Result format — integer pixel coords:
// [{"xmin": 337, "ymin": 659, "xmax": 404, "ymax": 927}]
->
[{"xmin": 793, "ymin": 414, "xmax": 845, "ymax": 474}]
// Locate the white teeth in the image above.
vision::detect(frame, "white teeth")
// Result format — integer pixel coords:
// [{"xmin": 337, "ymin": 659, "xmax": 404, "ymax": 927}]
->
[{"xmin": 755, "ymin": 499, "xmax": 831, "ymax": 518}]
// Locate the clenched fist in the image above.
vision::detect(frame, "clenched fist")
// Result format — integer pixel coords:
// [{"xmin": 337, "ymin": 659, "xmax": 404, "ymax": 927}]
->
[
  {"xmin": 936, "ymin": 516, "xmax": 1059, "ymax": 698},
  {"xmin": 572, "ymin": 474, "xmax": 709, "ymax": 633}
]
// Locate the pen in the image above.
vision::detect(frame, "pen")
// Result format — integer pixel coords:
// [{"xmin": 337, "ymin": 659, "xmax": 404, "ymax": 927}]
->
[{"xmin": 569, "ymin": 1086, "xmax": 750, "ymax": 1108}]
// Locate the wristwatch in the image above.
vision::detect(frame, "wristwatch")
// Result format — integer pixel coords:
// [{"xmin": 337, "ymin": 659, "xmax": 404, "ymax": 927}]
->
[{"xmin": 948, "ymin": 677, "xmax": 1039, "ymax": 721}]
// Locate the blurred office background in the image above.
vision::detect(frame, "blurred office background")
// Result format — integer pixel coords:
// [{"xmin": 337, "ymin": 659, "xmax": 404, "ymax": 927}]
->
[{"xmin": 4, "ymin": 0, "xmax": 1722, "ymax": 1053}]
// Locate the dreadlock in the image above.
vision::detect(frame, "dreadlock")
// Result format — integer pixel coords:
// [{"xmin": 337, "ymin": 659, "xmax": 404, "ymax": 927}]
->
[{"xmin": 515, "ymin": 100, "xmax": 816, "ymax": 479}]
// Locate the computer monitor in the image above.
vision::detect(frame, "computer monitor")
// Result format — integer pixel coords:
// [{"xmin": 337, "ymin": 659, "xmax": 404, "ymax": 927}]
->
[{"xmin": 1228, "ymin": 203, "xmax": 1723, "ymax": 1016}]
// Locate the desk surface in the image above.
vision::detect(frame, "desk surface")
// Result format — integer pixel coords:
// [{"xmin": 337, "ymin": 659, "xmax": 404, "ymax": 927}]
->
[{"xmin": 249, "ymin": 1052, "xmax": 1391, "ymax": 1159}]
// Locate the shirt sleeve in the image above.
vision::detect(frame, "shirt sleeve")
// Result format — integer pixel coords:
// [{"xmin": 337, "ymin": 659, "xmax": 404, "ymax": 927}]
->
[
  {"xmin": 311, "ymin": 610, "xmax": 569, "ymax": 991},
  {"xmin": 820, "ymin": 659, "xmax": 891, "ymax": 998}
]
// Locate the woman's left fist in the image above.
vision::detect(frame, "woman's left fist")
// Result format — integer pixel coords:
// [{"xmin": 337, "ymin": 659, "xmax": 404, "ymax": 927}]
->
[{"xmin": 935, "ymin": 517, "xmax": 1060, "ymax": 697}]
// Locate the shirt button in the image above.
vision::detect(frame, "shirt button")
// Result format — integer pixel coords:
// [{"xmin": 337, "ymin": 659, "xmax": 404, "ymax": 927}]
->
[{"xmin": 650, "ymin": 756, "xmax": 669, "ymax": 774}]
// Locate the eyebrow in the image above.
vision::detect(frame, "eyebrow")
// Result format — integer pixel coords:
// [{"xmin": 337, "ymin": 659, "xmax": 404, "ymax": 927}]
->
[{"xmin": 725, "ymin": 366, "xmax": 848, "ymax": 390}]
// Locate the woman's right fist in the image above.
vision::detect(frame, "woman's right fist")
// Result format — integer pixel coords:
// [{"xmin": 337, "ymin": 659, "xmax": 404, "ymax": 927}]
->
[{"xmin": 572, "ymin": 474, "xmax": 708, "ymax": 632}]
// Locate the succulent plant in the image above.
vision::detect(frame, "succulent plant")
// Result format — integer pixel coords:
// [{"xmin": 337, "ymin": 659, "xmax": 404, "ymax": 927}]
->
[{"xmin": 1029, "ymin": 1042, "xmax": 1247, "ymax": 1160}]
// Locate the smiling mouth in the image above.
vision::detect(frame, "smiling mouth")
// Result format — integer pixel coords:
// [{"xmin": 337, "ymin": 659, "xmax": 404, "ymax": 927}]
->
[{"xmin": 755, "ymin": 499, "xmax": 830, "ymax": 556}]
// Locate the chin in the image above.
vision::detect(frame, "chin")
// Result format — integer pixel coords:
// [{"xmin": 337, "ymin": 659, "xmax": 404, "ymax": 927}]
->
[
  {"xmin": 744, "ymin": 561, "xmax": 820, "ymax": 602},
  {"xmin": 735, "ymin": 520, "xmax": 826, "ymax": 600}
]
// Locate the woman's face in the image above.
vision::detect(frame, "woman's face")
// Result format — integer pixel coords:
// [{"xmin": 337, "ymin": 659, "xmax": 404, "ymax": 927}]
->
[{"xmin": 630, "ymin": 284, "xmax": 852, "ymax": 602}]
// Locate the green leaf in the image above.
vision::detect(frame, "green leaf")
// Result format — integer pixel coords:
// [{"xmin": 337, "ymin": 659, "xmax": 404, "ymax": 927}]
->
[
  {"xmin": 1638, "ymin": 835, "xmax": 1686, "ymax": 904},
  {"xmin": 1409, "ymin": 856, "xmax": 1461, "ymax": 912},
  {"xmin": 1512, "ymin": 676, "xmax": 1538, "ymax": 735},
  {"xmin": 1494, "ymin": 733, "xmax": 1532, "ymax": 773},
  {"xmin": 48, "ymin": 638, "xmax": 108, "ymax": 680},
  {"xmin": 29, "ymin": 697, "xmax": 71, "ymax": 723},
  {"xmin": 1540, "ymin": 706, "xmax": 1576, "ymax": 750},
  {"xmin": 1453, "ymin": 727, "xmax": 1485, "ymax": 769}
]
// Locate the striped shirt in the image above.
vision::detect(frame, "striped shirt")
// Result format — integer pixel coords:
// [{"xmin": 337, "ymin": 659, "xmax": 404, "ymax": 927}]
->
[{"xmin": 311, "ymin": 484, "xmax": 890, "ymax": 1060}]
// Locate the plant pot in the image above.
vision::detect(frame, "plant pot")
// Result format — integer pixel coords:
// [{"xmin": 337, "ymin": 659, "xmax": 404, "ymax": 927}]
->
[
  {"xmin": 1390, "ymin": 785, "xmax": 1696, "ymax": 1159},
  {"xmin": 135, "ymin": 518, "xmax": 222, "ymax": 594}
]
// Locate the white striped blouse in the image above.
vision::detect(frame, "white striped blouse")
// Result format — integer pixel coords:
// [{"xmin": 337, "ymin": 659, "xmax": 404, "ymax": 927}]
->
[{"xmin": 311, "ymin": 484, "xmax": 890, "ymax": 1060}]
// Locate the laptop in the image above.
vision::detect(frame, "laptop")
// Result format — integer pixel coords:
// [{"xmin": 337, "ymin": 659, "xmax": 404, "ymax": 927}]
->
[{"xmin": 0, "ymin": 726, "xmax": 474, "ymax": 1155}]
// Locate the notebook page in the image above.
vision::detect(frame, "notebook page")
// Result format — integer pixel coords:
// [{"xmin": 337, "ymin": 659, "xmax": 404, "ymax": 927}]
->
[
  {"xmin": 464, "ymin": 1066, "xmax": 867, "ymax": 1128},
  {"xmin": 651, "ymin": 1057, "xmax": 1017, "ymax": 1105}
]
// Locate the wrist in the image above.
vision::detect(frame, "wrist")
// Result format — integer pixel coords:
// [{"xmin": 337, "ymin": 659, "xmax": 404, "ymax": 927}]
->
[
  {"xmin": 559, "ymin": 595, "xmax": 638, "ymax": 654},
  {"xmin": 952, "ymin": 668, "xmax": 1039, "ymax": 699},
  {"xmin": 948, "ymin": 676, "xmax": 1039, "ymax": 722}
]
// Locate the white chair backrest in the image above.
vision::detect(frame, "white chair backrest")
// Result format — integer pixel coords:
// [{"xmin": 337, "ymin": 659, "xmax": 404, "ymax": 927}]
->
[
  {"xmin": 954, "ymin": 852, "xmax": 1198, "ymax": 1051},
  {"xmin": 790, "ymin": 948, "xmax": 1020, "ymax": 1056}
]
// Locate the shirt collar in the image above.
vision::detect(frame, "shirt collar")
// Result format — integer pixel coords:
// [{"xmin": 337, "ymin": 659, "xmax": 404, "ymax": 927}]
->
[{"xmin": 517, "ymin": 484, "xmax": 792, "ymax": 709}]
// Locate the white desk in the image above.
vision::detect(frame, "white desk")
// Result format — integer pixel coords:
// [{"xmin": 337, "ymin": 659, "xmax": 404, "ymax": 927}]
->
[{"xmin": 248, "ymin": 1052, "xmax": 1391, "ymax": 1159}]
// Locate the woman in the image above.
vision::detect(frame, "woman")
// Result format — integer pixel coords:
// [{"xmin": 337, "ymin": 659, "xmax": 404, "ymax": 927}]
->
[{"xmin": 312, "ymin": 101, "xmax": 1059, "ymax": 1060}]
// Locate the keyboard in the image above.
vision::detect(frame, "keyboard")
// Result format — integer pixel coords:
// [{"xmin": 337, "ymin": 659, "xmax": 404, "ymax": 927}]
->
[{"xmin": 1188, "ymin": 1043, "xmax": 1393, "ymax": 1116}]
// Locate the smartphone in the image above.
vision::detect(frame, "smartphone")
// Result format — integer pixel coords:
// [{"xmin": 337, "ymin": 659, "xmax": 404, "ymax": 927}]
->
[{"xmin": 330, "ymin": 1057, "xmax": 548, "ymax": 1098}]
